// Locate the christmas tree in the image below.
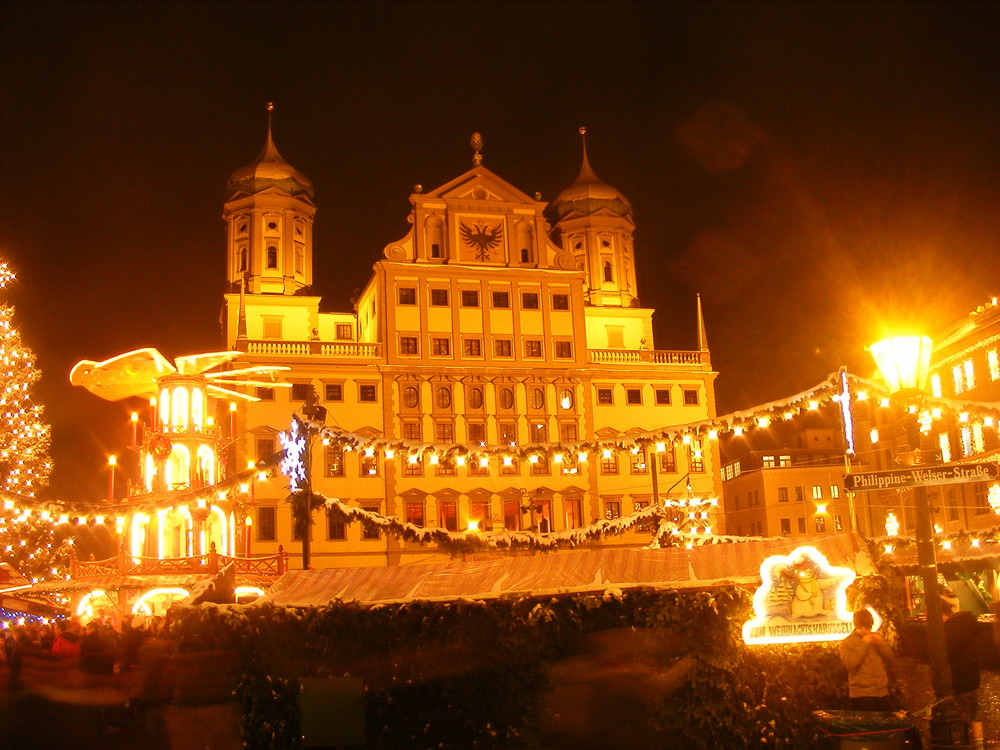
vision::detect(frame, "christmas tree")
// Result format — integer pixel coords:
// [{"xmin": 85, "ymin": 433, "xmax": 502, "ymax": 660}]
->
[{"xmin": 0, "ymin": 259, "xmax": 67, "ymax": 584}]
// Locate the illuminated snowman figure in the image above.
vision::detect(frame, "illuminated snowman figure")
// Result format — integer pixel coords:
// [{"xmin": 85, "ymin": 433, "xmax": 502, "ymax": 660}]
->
[{"xmin": 787, "ymin": 558, "xmax": 827, "ymax": 618}]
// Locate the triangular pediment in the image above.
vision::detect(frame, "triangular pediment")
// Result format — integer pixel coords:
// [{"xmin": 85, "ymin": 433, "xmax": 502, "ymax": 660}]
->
[
  {"xmin": 353, "ymin": 426, "xmax": 384, "ymax": 439},
  {"xmin": 594, "ymin": 426, "xmax": 623, "ymax": 440},
  {"xmin": 426, "ymin": 166, "xmax": 538, "ymax": 207}
]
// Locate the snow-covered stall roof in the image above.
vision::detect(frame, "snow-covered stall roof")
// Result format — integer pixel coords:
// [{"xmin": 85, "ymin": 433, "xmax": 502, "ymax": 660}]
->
[{"xmin": 258, "ymin": 533, "xmax": 874, "ymax": 607}]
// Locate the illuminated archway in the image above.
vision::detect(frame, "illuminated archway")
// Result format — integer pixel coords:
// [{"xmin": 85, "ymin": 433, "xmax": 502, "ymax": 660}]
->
[
  {"xmin": 191, "ymin": 387, "xmax": 205, "ymax": 431},
  {"xmin": 166, "ymin": 444, "xmax": 191, "ymax": 489},
  {"xmin": 205, "ymin": 505, "xmax": 230, "ymax": 556},
  {"xmin": 171, "ymin": 386, "xmax": 189, "ymax": 431},
  {"xmin": 77, "ymin": 589, "xmax": 117, "ymax": 623},
  {"xmin": 132, "ymin": 587, "xmax": 190, "ymax": 617},
  {"xmin": 130, "ymin": 513, "xmax": 151, "ymax": 558}
]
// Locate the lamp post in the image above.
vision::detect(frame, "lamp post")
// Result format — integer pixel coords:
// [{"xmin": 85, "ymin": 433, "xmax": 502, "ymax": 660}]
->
[
  {"xmin": 869, "ymin": 335, "xmax": 967, "ymax": 748},
  {"xmin": 107, "ymin": 455, "xmax": 117, "ymax": 501}
]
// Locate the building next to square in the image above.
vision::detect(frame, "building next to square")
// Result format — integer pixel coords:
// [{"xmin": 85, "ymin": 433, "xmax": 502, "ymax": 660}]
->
[{"xmin": 221, "ymin": 119, "xmax": 722, "ymax": 567}]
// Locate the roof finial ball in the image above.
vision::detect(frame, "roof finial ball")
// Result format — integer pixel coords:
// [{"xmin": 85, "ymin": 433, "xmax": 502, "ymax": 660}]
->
[{"xmin": 471, "ymin": 132, "xmax": 483, "ymax": 166}]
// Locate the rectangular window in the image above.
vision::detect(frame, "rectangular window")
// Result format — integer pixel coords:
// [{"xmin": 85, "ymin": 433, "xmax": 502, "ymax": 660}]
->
[
  {"xmin": 973, "ymin": 483, "xmax": 989, "ymax": 516},
  {"xmin": 291, "ymin": 383, "xmax": 311, "ymax": 401},
  {"xmin": 359, "ymin": 384, "xmax": 377, "ymax": 402},
  {"xmin": 435, "ymin": 422, "xmax": 454, "ymax": 443},
  {"xmin": 630, "ymin": 449, "xmax": 648, "ymax": 474},
  {"xmin": 492, "ymin": 291, "xmax": 510, "ymax": 308},
  {"xmin": 360, "ymin": 454, "xmax": 379, "ymax": 476},
  {"xmin": 503, "ymin": 501, "xmax": 520, "ymax": 531},
  {"xmin": 461, "ymin": 290, "xmax": 479, "ymax": 307},
  {"xmin": 931, "ymin": 374, "xmax": 943, "ymax": 398},
  {"xmin": 469, "ymin": 457, "xmax": 489, "ymax": 477},
  {"xmin": 325, "ymin": 446, "xmax": 345, "ymax": 477},
  {"xmin": 500, "ymin": 458, "xmax": 520, "ymax": 476},
  {"xmin": 398, "ymin": 287, "xmax": 416, "ymax": 305},
  {"xmin": 973, "ymin": 422, "xmax": 985, "ymax": 454},
  {"xmin": 399, "ymin": 336, "xmax": 418, "ymax": 355},
  {"xmin": 554, "ymin": 341, "xmax": 572, "ymax": 358},
  {"xmin": 939, "ymin": 432, "xmax": 952, "ymax": 463},
  {"xmin": 990, "ymin": 350, "xmax": 1000, "ymax": 381},
  {"xmin": 256, "ymin": 437, "xmax": 275, "ymax": 463},
  {"xmin": 529, "ymin": 422, "xmax": 548, "ymax": 442},
  {"xmin": 262, "ymin": 317, "xmax": 282, "ymax": 339},
  {"xmin": 470, "ymin": 500, "xmax": 492, "ymax": 531},
  {"xmin": 600, "ymin": 451, "xmax": 619, "ymax": 475},
  {"xmin": 402, "ymin": 422, "xmax": 421, "ymax": 441},
  {"xmin": 626, "ymin": 388, "xmax": 642, "ymax": 405},
  {"xmin": 336, "ymin": 323, "xmax": 353, "ymax": 340},
  {"xmin": 432, "ymin": 337, "xmax": 451, "ymax": 356},
  {"xmin": 494, "ymin": 339, "xmax": 512, "ymax": 357},
  {"xmin": 604, "ymin": 501, "xmax": 622, "ymax": 520},
  {"xmin": 499, "ymin": 422, "xmax": 517, "ymax": 444},
  {"xmin": 530, "ymin": 455, "xmax": 549, "ymax": 475},
  {"xmin": 689, "ymin": 440, "xmax": 705, "ymax": 473},
  {"xmin": 522, "ymin": 292, "xmax": 539, "ymax": 309},
  {"xmin": 325, "ymin": 384, "xmax": 343, "ymax": 402},
  {"xmin": 362, "ymin": 505, "xmax": 381, "ymax": 539},
  {"xmin": 683, "ymin": 389, "xmax": 699, "ymax": 406},
  {"xmin": 438, "ymin": 501, "xmax": 458, "ymax": 531},
  {"xmin": 953, "ymin": 364, "xmax": 964, "ymax": 394},
  {"xmin": 797, "ymin": 518, "xmax": 806, "ymax": 534},
  {"xmin": 468, "ymin": 422, "xmax": 486, "ymax": 444},
  {"xmin": 257, "ymin": 506, "xmax": 277, "ymax": 541},
  {"xmin": 794, "ymin": 486, "xmax": 805, "ymax": 502},
  {"xmin": 559, "ymin": 423, "xmax": 578, "ymax": 442},
  {"xmin": 405, "ymin": 502, "xmax": 425, "ymax": 527},
  {"xmin": 658, "ymin": 446, "xmax": 677, "ymax": 473},
  {"xmin": 552, "ymin": 293, "xmax": 569, "ymax": 310},
  {"xmin": 524, "ymin": 340, "xmax": 543, "ymax": 358},
  {"xmin": 830, "ymin": 485, "xmax": 840, "ymax": 499},
  {"xmin": 597, "ymin": 388, "xmax": 613, "ymax": 405},
  {"xmin": 812, "ymin": 485, "xmax": 823, "ymax": 500},
  {"xmin": 463, "ymin": 338, "xmax": 482, "ymax": 357},
  {"xmin": 778, "ymin": 455, "xmax": 792, "ymax": 467},
  {"xmin": 564, "ymin": 498, "xmax": 582, "ymax": 528},
  {"xmin": 430, "ymin": 289, "xmax": 449, "ymax": 306},
  {"xmin": 778, "ymin": 487, "xmax": 789, "ymax": 503},
  {"xmin": 961, "ymin": 426, "xmax": 973, "ymax": 457},
  {"xmin": 327, "ymin": 512, "xmax": 346, "ymax": 540},
  {"xmin": 403, "ymin": 456, "xmax": 423, "ymax": 477},
  {"xmin": 964, "ymin": 359, "xmax": 976, "ymax": 391},
  {"xmin": 257, "ymin": 387, "xmax": 275, "ymax": 401},
  {"xmin": 780, "ymin": 518, "xmax": 791, "ymax": 536},
  {"xmin": 655, "ymin": 389, "xmax": 671, "ymax": 405}
]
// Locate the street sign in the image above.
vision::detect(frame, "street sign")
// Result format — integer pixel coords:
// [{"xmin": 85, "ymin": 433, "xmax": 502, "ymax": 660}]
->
[{"xmin": 844, "ymin": 462, "xmax": 998, "ymax": 492}]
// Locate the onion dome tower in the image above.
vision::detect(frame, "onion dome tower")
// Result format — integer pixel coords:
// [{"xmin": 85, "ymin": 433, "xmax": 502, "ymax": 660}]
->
[
  {"xmin": 223, "ymin": 103, "xmax": 316, "ymax": 295},
  {"xmin": 550, "ymin": 128, "xmax": 638, "ymax": 307}
]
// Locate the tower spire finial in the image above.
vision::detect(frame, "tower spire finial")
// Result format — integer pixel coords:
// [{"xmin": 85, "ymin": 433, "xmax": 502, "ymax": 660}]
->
[
  {"xmin": 696, "ymin": 293, "xmax": 710, "ymax": 352},
  {"xmin": 470, "ymin": 132, "xmax": 483, "ymax": 166},
  {"xmin": 575, "ymin": 126, "xmax": 599, "ymax": 183}
]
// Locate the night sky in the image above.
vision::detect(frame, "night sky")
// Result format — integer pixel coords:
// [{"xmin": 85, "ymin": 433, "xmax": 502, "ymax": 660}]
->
[{"xmin": 3, "ymin": 2, "xmax": 1000, "ymax": 502}]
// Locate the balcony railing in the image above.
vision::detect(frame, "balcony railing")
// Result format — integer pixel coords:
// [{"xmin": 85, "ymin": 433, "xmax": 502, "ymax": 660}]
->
[
  {"xmin": 243, "ymin": 340, "xmax": 381, "ymax": 358},
  {"xmin": 589, "ymin": 349, "xmax": 709, "ymax": 366},
  {"xmin": 70, "ymin": 544, "xmax": 288, "ymax": 579}
]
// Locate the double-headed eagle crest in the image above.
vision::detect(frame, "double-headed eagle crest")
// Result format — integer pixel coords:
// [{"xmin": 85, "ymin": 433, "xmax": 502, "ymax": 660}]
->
[{"xmin": 459, "ymin": 221, "xmax": 503, "ymax": 261}]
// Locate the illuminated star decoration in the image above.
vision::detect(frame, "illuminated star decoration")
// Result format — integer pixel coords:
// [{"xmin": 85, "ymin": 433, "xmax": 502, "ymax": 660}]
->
[
  {"xmin": 459, "ymin": 222, "xmax": 503, "ymax": 261},
  {"xmin": 279, "ymin": 417, "xmax": 307, "ymax": 492}
]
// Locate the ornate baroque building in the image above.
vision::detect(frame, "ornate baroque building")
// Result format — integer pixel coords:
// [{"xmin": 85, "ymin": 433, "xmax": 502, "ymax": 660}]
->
[{"xmin": 221, "ymin": 119, "xmax": 724, "ymax": 568}]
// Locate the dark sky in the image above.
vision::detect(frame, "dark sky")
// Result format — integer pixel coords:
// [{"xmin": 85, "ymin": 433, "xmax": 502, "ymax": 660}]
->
[{"xmin": 3, "ymin": 1, "xmax": 1000, "ymax": 501}]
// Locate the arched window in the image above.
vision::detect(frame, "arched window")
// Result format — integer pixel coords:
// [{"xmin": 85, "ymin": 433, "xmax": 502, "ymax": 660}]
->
[
  {"xmin": 238, "ymin": 247, "xmax": 248, "ymax": 272},
  {"xmin": 467, "ymin": 387, "xmax": 483, "ymax": 410},
  {"xmin": 402, "ymin": 386, "xmax": 419, "ymax": 409},
  {"xmin": 436, "ymin": 387, "xmax": 452, "ymax": 409},
  {"xmin": 166, "ymin": 445, "xmax": 191, "ymax": 490},
  {"xmin": 172, "ymin": 387, "xmax": 189, "ymax": 431},
  {"xmin": 266, "ymin": 245, "xmax": 278, "ymax": 269},
  {"xmin": 499, "ymin": 388, "xmax": 514, "ymax": 410},
  {"xmin": 197, "ymin": 445, "xmax": 215, "ymax": 486},
  {"xmin": 191, "ymin": 388, "xmax": 204, "ymax": 431},
  {"xmin": 530, "ymin": 388, "xmax": 545, "ymax": 409},
  {"xmin": 603, "ymin": 260, "xmax": 613, "ymax": 283}
]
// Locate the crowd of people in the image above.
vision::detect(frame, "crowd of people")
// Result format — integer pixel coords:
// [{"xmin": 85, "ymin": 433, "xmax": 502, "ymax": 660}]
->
[{"xmin": 0, "ymin": 613, "xmax": 173, "ymax": 699}]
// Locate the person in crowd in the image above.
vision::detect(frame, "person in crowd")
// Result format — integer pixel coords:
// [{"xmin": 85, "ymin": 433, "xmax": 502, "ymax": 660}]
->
[
  {"xmin": 941, "ymin": 593, "xmax": 986, "ymax": 722},
  {"xmin": 79, "ymin": 619, "xmax": 115, "ymax": 675},
  {"xmin": 50, "ymin": 619, "xmax": 81, "ymax": 660},
  {"xmin": 839, "ymin": 608, "xmax": 897, "ymax": 711}
]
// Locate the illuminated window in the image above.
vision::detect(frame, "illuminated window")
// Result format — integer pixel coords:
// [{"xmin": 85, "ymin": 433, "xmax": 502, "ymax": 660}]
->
[
  {"xmin": 325, "ymin": 447, "xmax": 345, "ymax": 477},
  {"xmin": 689, "ymin": 440, "xmax": 705, "ymax": 473},
  {"xmin": 658, "ymin": 446, "xmax": 677, "ymax": 473},
  {"xmin": 291, "ymin": 384, "xmax": 311, "ymax": 402},
  {"xmin": 405, "ymin": 502, "xmax": 425, "ymax": 527},
  {"xmin": 529, "ymin": 422, "xmax": 547, "ymax": 442},
  {"xmin": 256, "ymin": 437, "xmax": 275, "ymax": 463},
  {"xmin": 492, "ymin": 291, "xmax": 510, "ymax": 308},
  {"xmin": 468, "ymin": 422, "xmax": 486, "ymax": 444},
  {"xmin": 438, "ymin": 501, "xmax": 458, "ymax": 531},
  {"xmin": 597, "ymin": 388, "xmax": 613, "ymax": 405},
  {"xmin": 529, "ymin": 388, "xmax": 545, "ymax": 409},
  {"xmin": 930, "ymin": 374, "xmax": 943, "ymax": 398},
  {"xmin": 499, "ymin": 422, "xmax": 516, "ymax": 444},
  {"xmin": 461, "ymin": 290, "xmax": 479, "ymax": 307},
  {"xmin": 655, "ymin": 389, "xmax": 671, "ymax": 405},
  {"xmin": 257, "ymin": 507, "xmax": 276, "ymax": 542},
  {"xmin": 435, "ymin": 422, "xmax": 454, "ymax": 443},
  {"xmin": 973, "ymin": 422, "xmax": 985, "ymax": 453},
  {"xmin": 762, "ymin": 455, "xmax": 776, "ymax": 468},
  {"xmin": 470, "ymin": 500, "xmax": 492, "ymax": 531},
  {"xmin": 430, "ymin": 289, "xmax": 449, "ymax": 306},
  {"xmin": 834, "ymin": 515, "xmax": 843, "ymax": 531},
  {"xmin": 402, "ymin": 422, "xmax": 421, "ymax": 441},
  {"xmin": 522, "ymin": 292, "xmax": 539, "ymax": 309},
  {"xmin": 559, "ymin": 423, "xmax": 578, "ymax": 442},
  {"xmin": 463, "ymin": 338, "xmax": 482, "ymax": 357},
  {"xmin": 494, "ymin": 339, "xmax": 512, "ymax": 357},
  {"xmin": 399, "ymin": 287, "xmax": 416, "ymax": 305},
  {"xmin": 564, "ymin": 498, "xmax": 583, "ymax": 528},
  {"xmin": 812, "ymin": 485, "xmax": 823, "ymax": 500},
  {"xmin": 778, "ymin": 487, "xmax": 789, "ymax": 503},
  {"xmin": 630, "ymin": 449, "xmax": 648, "ymax": 474},
  {"xmin": 530, "ymin": 455, "xmax": 549, "ymax": 475},
  {"xmin": 336, "ymin": 324, "xmax": 352, "ymax": 340},
  {"xmin": 266, "ymin": 245, "xmax": 278, "ymax": 269},
  {"xmin": 961, "ymin": 426, "xmax": 973, "ymax": 457},
  {"xmin": 989, "ymin": 350, "xmax": 1000, "ymax": 381},
  {"xmin": 552, "ymin": 293, "xmax": 569, "ymax": 310},
  {"xmin": 964, "ymin": 360, "xmax": 976, "ymax": 390},
  {"xmin": 604, "ymin": 501, "xmax": 621, "ymax": 520},
  {"xmin": 431, "ymin": 337, "xmax": 450, "ymax": 356},
  {"xmin": 626, "ymin": 389, "xmax": 642, "ymax": 405},
  {"xmin": 780, "ymin": 518, "xmax": 791, "ymax": 536},
  {"xmin": 830, "ymin": 485, "xmax": 840, "ymax": 499},
  {"xmin": 953, "ymin": 365, "xmax": 964, "ymax": 394},
  {"xmin": 360, "ymin": 454, "xmax": 379, "ymax": 476},
  {"xmin": 939, "ymin": 432, "xmax": 952, "ymax": 463},
  {"xmin": 600, "ymin": 451, "xmax": 619, "ymax": 475},
  {"xmin": 778, "ymin": 455, "xmax": 792, "ymax": 467},
  {"xmin": 503, "ymin": 501, "xmax": 520, "ymax": 530}
]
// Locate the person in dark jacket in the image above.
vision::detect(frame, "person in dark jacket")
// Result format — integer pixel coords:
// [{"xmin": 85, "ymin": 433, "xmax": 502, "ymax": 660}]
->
[{"xmin": 942, "ymin": 594, "xmax": 986, "ymax": 722}]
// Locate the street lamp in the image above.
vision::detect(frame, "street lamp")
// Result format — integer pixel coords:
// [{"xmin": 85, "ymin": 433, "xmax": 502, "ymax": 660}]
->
[{"xmin": 869, "ymin": 335, "xmax": 967, "ymax": 747}]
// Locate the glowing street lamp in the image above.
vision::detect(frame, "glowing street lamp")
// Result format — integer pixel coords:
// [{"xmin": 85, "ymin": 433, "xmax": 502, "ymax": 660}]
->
[
  {"xmin": 869, "ymin": 335, "xmax": 967, "ymax": 746},
  {"xmin": 107, "ymin": 455, "xmax": 117, "ymax": 501}
]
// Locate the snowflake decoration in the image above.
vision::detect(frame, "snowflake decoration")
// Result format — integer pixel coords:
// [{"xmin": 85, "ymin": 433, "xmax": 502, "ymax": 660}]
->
[{"xmin": 279, "ymin": 417, "xmax": 307, "ymax": 491}]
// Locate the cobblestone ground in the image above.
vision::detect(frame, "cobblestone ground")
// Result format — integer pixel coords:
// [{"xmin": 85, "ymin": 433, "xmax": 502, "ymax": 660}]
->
[{"xmin": 897, "ymin": 660, "xmax": 1000, "ymax": 747}]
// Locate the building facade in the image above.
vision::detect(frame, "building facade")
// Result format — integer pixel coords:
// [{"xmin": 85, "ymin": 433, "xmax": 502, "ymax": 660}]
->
[{"xmin": 221, "ymin": 122, "xmax": 724, "ymax": 568}]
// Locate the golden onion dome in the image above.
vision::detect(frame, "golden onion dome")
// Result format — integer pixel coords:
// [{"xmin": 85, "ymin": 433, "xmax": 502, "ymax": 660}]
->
[
  {"xmin": 227, "ymin": 106, "xmax": 313, "ymax": 199},
  {"xmin": 552, "ymin": 127, "xmax": 632, "ymax": 220}
]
